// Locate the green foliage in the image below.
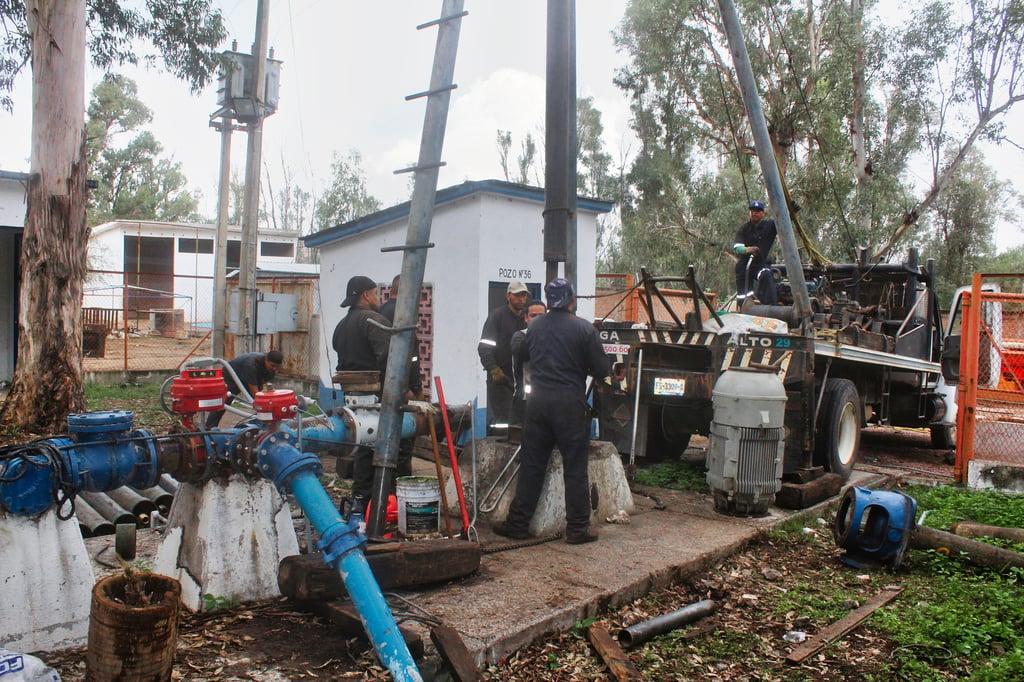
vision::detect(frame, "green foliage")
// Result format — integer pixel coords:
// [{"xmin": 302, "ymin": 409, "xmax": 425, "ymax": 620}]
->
[
  {"xmin": 634, "ymin": 459, "xmax": 708, "ymax": 493},
  {"xmin": 314, "ymin": 150, "xmax": 382, "ymax": 229},
  {"xmin": 0, "ymin": 0, "xmax": 227, "ymax": 112},
  {"xmin": 906, "ymin": 483, "xmax": 1024, "ymax": 530},
  {"xmin": 86, "ymin": 74, "xmax": 200, "ymax": 226},
  {"xmin": 202, "ymin": 593, "xmax": 239, "ymax": 611}
]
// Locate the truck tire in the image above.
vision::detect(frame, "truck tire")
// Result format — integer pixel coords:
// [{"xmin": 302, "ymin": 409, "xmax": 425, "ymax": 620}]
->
[
  {"xmin": 815, "ymin": 379, "xmax": 860, "ymax": 480},
  {"xmin": 930, "ymin": 424, "xmax": 955, "ymax": 450},
  {"xmin": 645, "ymin": 407, "xmax": 691, "ymax": 461}
]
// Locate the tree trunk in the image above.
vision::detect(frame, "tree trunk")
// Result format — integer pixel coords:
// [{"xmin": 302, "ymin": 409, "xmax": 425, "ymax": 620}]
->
[{"xmin": 0, "ymin": 0, "xmax": 88, "ymax": 434}]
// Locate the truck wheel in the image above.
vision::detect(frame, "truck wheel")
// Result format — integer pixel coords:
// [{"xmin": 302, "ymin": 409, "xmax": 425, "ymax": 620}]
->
[
  {"xmin": 930, "ymin": 424, "xmax": 955, "ymax": 450},
  {"xmin": 646, "ymin": 407, "xmax": 691, "ymax": 461},
  {"xmin": 815, "ymin": 379, "xmax": 860, "ymax": 480}
]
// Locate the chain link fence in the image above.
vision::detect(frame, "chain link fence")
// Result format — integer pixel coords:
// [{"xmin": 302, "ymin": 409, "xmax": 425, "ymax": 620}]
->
[
  {"xmin": 955, "ymin": 274, "xmax": 1024, "ymax": 486},
  {"xmin": 82, "ymin": 272, "xmax": 213, "ymax": 375}
]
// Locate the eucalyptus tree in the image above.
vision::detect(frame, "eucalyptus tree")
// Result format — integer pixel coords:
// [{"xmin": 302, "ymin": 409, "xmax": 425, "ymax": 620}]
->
[
  {"xmin": 314, "ymin": 150, "xmax": 382, "ymax": 229},
  {"xmin": 0, "ymin": 0, "xmax": 225, "ymax": 432},
  {"xmin": 86, "ymin": 74, "xmax": 200, "ymax": 226}
]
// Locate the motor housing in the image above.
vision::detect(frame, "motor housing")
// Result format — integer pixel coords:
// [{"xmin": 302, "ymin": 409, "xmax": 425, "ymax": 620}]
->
[{"xmin": 706, "ymin": 367, "xmax": 786, "ymax": 516}]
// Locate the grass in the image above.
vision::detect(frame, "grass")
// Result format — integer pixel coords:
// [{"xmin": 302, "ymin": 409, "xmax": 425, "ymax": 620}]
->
[{"xmin": 633, "ymin": 458, "xmax": 709, "ymax": 493}]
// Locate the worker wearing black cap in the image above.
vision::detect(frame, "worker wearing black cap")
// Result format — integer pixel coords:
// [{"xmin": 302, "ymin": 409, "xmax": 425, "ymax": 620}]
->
[
  {"xmin": 494, "ymin": 278, "xmax": 610, "ymax": 545},
  {"xmin": 733, "ymin": 200, "xmax": 778, "ymax": 304},
  {"xmin": 332, "ymin": 275, "xmax": 409, "ymax": 514}
]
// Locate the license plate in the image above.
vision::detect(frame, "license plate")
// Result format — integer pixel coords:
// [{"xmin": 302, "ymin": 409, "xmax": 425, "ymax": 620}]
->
[{"xmin": 653, "ymin": 377, "xmax": 686, "ymax": 396}]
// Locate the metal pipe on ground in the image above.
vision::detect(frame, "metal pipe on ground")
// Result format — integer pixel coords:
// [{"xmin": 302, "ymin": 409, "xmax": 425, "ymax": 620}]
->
[
  {"xmin": 79, "ymin": 491, "xmax": 138, "ymax": 528},
  {"xmin": 617, "ymin": 600, "xmax": 717, "ymax": 648},
  {"xmin": 75, "ymin": 497, "xmax": 114, "ymax": 537},
  {"xmin": 158, "ymin": 474, "xmax": 180, "ymax": 494},
  {"xmin": 134, "ymin": 485, "xmax": 174, "ymax": 514},
  {"xmin": 107, "ymin": 486, "xmax": 157, "ymax": 525}
]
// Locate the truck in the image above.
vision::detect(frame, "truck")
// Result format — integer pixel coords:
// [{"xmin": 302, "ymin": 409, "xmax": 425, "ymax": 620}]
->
[{"xmin": 594, "ymin": 249, "xmax": 958, "ymax": 497}]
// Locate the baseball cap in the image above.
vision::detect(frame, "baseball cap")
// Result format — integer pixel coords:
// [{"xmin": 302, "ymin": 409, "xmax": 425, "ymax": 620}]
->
[
  {"xmin": 749, "ymin": 201, "xmax": 766, "ymax": 211},
  {"xmin": 545, "ymin": 278, "xmax": 575, "ymax": 309},
  {"xmin": 341, "ymin": 275, "xmax": 377, "ymax": 307},
  {"xmin": 507, "ymin": 280, "xmax": 529, "ymax": 295}
]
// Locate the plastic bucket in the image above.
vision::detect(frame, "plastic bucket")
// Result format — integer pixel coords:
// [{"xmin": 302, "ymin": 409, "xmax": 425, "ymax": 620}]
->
[{"xmin": 396, "ymin": 476, "xmax": 441, "ymax": 536}]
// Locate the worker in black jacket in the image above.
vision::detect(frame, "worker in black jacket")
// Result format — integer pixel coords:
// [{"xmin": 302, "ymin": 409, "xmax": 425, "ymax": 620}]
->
[
  {"xmin": 733, "ymin": 200, "xmax": 778, "ymax": 305},
  {"xmin": 332, "ymin": 275, "xmax": 410, "ymax": 514},
  {"xmin": 477, "ymin": 280, "xmax": 528, "ymax": 436},
  {"xmin": 205, "ymin": 350, "xmax": 282, "ymax": 429},
  {"xmin": 495, "ymin": 278, "xmax": 610, "ymax": 545}
]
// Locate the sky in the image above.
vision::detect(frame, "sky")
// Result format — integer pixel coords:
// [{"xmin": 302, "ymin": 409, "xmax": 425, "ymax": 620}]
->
[{"xmin": 2, "ymin": 0, "xmax": 1023, "ymax": 251}]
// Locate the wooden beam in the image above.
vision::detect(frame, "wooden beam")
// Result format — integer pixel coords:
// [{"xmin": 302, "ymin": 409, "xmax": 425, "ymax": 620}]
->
[
  {"xmin": 785, "ymin": 587, "xmax": 903, "ymax": 664},
  {"xmin": 430, "ymin": 625, "xmax": 479, "ymax": 682},
  {"xmin": 587, "ymin": 624, "xmax": 642, "ymax": 681}
]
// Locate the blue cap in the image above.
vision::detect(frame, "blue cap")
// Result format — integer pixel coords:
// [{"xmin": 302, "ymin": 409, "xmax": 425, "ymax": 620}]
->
[
  {"xmin": 749, "ymin": 201, "xmax": 766, "ymax": 211},
  {"xmin": 545, "ymin": 278, "xmax": 575, "ymax": 310}
]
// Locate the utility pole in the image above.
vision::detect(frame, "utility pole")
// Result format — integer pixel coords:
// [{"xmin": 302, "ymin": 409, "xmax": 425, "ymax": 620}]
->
[
  {"xmin": 211, "ymin": 112, "xmax": 232, "ymax": 359},
  {"xmin": 238, "ymin": 0, "xmax": 271, "ymax": 353}
]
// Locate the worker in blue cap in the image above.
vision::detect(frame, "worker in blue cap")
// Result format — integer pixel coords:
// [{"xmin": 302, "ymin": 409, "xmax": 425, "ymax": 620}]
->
[
  {"xmin": 733, "ymin": 200, "xmax": 778, "ymax": 305},
  {"xmin": 494, "ymin": 278, "xmax": 610, "ymax": 545}
]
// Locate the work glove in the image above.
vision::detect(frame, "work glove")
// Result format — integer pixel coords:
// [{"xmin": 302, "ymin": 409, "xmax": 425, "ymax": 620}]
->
[{"xmin": 489, "ymin": 367, "xmax": 512, "ymax": 387}]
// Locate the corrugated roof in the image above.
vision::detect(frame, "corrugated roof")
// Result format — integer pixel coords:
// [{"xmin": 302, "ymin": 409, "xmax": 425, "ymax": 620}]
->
[{"xmin": 303, "ymin": 178, "xmax": 615, "ymax": 249}]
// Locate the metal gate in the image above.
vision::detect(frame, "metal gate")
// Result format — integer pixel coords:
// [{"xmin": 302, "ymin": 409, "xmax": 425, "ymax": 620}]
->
[{"xmin": 955, "ymin": 273, "xmax": 1024, "ymax": 484}]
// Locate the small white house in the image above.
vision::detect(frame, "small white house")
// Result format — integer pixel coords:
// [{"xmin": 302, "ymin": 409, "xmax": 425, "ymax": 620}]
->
[
  {"xmin": 0, "ymin": 170, "xmax": 28, "ymax": 384},
  {"xmin": 86, "ymin": 219, "xmax": 301, "ymax": 332},
  {"xmin": 304, "ymin": 179, "xmax": 614, "ymax": 427}
]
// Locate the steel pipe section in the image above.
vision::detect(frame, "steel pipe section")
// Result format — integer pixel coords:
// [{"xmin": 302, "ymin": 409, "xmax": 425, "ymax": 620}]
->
[{"xmin": 618, "ymin": 600, "xmax": 718, "ymax": 648}]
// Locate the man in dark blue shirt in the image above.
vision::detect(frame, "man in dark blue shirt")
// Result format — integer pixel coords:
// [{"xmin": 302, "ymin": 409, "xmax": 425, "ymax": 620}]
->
[
  {"xmin": 205, "ymin": 350, "xmax": 283, "ymax": 429},
  {"xmin": 495, "ymin": 279, "xmax": 609, "ymax": 544},
  {"xmin": 733, "ymin": 200, "xmax": 778, "ymax": 305}
]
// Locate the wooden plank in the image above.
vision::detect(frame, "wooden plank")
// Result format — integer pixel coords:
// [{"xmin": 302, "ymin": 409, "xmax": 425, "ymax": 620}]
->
[
  {"xmin": 587, "ymin": 624, "xmax": 642, "ymax": 681},
  {"xmin": 278, "ymin": 541, "xmax": 481, "ymax": 600},
  {"xmin": 302, "ymin": 600, "xmax": 424, "ymax": 660},
  {"xmin": 430, "ymin": 625, "xmax": 480, "ymax": 682},
  {"xmin": 785, "ymin": 588, "xmax": 903, "ymax": 664}
]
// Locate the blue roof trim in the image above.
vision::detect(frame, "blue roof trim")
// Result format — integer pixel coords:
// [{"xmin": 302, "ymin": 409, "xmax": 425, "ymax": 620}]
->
[
  {"xmin": 0, "ymin": 170, "xmax": 30, "ymax": 182},
  {"xmin": 303, "ymin": 179, "xmax": 614, "ymax": 249}
]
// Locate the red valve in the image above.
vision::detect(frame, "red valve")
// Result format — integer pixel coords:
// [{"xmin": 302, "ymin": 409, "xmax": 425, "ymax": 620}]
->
[
  {"xmin": 253, "ymin": 389, "xmax": 298, "ymax": 422},
  {"xmin": 170, "ymin": 368, "xmax": 227, "ymax": 414}
]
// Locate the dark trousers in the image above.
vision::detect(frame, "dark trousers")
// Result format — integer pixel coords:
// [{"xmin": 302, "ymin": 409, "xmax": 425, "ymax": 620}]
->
[
  {"xmin": 352, "ymin": 442, "xmax": 413, "ymax": 506},
  {"xmin": 505, "ymin": 391, "xmax": 592, "ymax": 534},
  {"xmin": 205, "ymin": 394, "xmax": 236, "ymax": 430},
  {"xmin": 486, "ymin": 378, "xmax": 515, "ymax": 436}
]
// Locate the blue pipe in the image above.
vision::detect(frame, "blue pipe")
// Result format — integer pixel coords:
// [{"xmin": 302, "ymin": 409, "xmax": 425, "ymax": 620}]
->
[
  {"xmin": 257, "ymin": 433, "xmax": 422, "ymax": 681},
  {"xmin": 277, "ymin": 412, "xmax": 421, "ymax": 454}
]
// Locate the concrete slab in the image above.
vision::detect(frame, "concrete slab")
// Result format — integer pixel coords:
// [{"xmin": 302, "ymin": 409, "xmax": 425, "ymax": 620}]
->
[{"xmin": 402, "ymin": 467, "xmax": 884, "ymax": 669}]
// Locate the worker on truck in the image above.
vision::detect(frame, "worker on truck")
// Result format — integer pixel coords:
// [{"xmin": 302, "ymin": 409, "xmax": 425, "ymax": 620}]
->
[{"xmin": 733, "ymin": 200, "xmax": 778, "ymax": 305}]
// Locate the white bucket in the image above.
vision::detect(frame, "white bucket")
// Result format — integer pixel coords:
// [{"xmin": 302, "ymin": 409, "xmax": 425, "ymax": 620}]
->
[{"xmin": 396, "ymin": 476, "xmax": 441, "ymax": 536}]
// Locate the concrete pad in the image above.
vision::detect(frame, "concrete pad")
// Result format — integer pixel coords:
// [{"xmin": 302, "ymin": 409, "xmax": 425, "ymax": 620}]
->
[
  {"xmin": 967, "ymin": 458, "xmax": 1024, "ymax": 492},
  {"xmin": 154, "ymin": 475, "xmax": 299, "ymax": 610},
  {"xmin": 0, "ymin": 510, "xmax": 94, "ymax": 652},
  {"xmin": 446, "ymin": 438, "xmax": 635, "ymax": 536},
  {"xmin": 408, "ymin": 467, "xmax": 884, "ymax": 669}
]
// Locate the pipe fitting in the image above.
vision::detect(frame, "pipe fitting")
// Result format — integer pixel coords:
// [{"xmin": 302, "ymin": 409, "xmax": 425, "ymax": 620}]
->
[{"xmin": 256, "ymin": 431, "xmax": 322, "ymax": 492}]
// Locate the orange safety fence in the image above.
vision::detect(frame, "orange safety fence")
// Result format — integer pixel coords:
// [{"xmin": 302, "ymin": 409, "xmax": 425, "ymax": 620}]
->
[{"xmin": 955, "ymin": 273, "xmax": 1024, "ymax": 483}]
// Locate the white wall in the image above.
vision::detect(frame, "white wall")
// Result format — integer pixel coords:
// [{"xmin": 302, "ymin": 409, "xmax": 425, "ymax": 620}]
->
[
  {"xmin": 316, "ymin": 186, "xmax": 603, "ymax": 413},
  {"xmin": 0, "ymin": 175, "xmax": 26, "ymax": 383}
]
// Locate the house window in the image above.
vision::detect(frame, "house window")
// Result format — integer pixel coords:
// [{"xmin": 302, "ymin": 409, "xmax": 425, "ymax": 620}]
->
[
  {"xmin": 260, "ymin": 241, "xmax": 294, "ymax": 258},
  {"xmin": 178, "ymin": 238, "xmax": 214, "ymax": 254}
]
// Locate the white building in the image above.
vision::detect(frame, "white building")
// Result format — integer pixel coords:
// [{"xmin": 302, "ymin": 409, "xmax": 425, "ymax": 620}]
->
[
  {"xmin": 86, "ymin": 219, "xmax": 301, "ymax": 332},
  {"xmin": 304, "ymin": 179, "xmax": 614, "ymax": 430},
  {"xmin": 0, "ymin": 170, "xmax": 28, "ymax": 384}
]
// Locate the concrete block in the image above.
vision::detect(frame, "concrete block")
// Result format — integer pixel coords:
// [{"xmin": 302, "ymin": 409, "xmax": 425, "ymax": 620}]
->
[
  {"xmin": 0, "ymin": 510, "xmax": 94, "ymax": 652},
  {"xmin": 967, "ymin": 459, "xmax": 1024, "ymax": 493},
  {"xmin": 446, "ymin": 438, "xmax": 634, "ymax": 536},
  {"xmin": 154, "ymin": 475, "xmax": 299, "ymax": 611}
]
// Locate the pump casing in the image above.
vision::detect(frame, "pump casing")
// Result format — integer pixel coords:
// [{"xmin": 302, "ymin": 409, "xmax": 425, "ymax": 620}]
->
[{"xmin": 706, "ymin": 367, "xmax": 786, "ymax": 516}]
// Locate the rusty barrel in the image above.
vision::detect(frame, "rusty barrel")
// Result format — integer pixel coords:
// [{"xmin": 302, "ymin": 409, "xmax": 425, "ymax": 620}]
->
[{"xmin": 86, "ymin": 573, "xmax": 182, "ymax": 681}]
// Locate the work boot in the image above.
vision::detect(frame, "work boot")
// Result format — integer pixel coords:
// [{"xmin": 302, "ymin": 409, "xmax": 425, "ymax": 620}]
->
[
  {"xmin": 566, "ymin": 529, "xmax": 599, "ymax": 545},
  {"xmin": 491, "ymin": 521, "xmax": 530, "ymax": 540}
]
